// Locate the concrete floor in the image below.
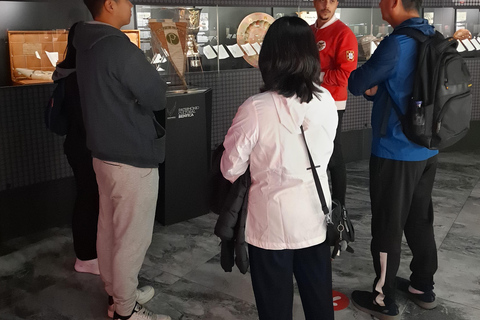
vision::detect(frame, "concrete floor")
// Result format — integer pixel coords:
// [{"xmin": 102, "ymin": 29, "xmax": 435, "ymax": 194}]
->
[{"xmin": 1, "ymin": 150, "xmax": 479, "ymax": 320}]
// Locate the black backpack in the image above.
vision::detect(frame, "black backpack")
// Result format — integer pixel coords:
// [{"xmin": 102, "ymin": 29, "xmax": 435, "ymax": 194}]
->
[
  {"xmin": 45, "ymin": 77, "xmax": 69, "ymax": 136},
  {"xmin": 389, "ymin": 28, "xmax": 473, "ymax": 150}
]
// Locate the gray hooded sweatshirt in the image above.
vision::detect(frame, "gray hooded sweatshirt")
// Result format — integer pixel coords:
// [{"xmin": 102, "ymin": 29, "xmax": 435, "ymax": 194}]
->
[{"xmin": 74, "ymin": 21, "xmax": 167, "ymax": 168}]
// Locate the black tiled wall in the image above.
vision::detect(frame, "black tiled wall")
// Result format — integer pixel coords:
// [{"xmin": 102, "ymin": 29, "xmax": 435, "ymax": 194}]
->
[
  {"xmin": 0, "ymin": 85, "xmax": 72, "ymax": 192},
  {"xmin": 1, "ymin": 59, "xmax": 479, "ymax": 192},
  {"xmin": 466, "ymin": 59, "xmax": 480, "ymax": 118}
]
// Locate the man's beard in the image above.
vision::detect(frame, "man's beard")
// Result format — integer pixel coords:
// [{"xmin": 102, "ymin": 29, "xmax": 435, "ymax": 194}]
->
[{"xmin": 319, "ymin": 11, "xmax": 331, "ymax": 20}]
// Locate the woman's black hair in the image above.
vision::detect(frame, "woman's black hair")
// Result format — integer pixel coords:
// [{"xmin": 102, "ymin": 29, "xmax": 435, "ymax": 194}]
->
[
  {"xmin": 57, "ymin": 22, "xmax": 79, "ymax": 69},
  {"xmin": 259, "ymin": 16, "xmax": 322, "ymax": 104}
]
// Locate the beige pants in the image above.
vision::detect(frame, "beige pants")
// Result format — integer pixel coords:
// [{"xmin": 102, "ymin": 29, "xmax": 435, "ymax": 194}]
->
[{"xmin": 93, "ymin": 158, "xmax": 159, "ymax": 316}]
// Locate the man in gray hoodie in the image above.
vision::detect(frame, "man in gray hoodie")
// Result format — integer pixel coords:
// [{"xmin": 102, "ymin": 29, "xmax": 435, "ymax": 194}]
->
[{"xmin": 74, "ymin": 1, "xmax": 170, "ymax": 319}]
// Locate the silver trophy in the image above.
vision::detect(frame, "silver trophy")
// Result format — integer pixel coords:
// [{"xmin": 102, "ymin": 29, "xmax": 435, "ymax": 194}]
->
[{"xmin": 178, "ymin": 8, "xmax": 202, "ymax": 69}]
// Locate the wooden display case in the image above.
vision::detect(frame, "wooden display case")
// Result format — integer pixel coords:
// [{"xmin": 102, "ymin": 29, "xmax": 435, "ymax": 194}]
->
[
  {"xmin": 8, "ymin": 30, "xmax": 68, "ymax": 85},
  {"xmin": 8, "ymin": 29, "xmax": 141, "ymax": 85},
  {"xmin": 124, "ymin": 29, "xmax": 141, "ymax": 47}
]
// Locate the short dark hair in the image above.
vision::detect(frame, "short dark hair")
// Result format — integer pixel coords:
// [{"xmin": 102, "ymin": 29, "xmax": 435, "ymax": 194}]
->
[
  {"xmin": 259, "ymin": 16, "xmax": 322, "ymax": 104},
  {"xmin": 402, "ymin": 0, "xmax": 422, "ymax": 12},
  {"xmin": 83, "ymin": 0, "xmax": 107, "ymax": 18}
]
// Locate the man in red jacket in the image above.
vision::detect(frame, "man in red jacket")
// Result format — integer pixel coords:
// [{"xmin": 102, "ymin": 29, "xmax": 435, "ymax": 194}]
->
[{"xmin": 311, "ymin": 0, "xmax": 358, "ymax": 208}]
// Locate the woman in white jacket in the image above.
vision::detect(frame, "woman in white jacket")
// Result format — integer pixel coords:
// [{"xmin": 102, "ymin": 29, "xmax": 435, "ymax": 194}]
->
[{"xmin": 221, "ymin": 16, "xmax": 338, "ymax": 320}]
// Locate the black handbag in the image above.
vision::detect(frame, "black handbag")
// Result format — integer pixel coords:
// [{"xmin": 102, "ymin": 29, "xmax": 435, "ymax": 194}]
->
[{"xmin": 300, "ymin": 126, "xmax": 354, "ymax": 259}]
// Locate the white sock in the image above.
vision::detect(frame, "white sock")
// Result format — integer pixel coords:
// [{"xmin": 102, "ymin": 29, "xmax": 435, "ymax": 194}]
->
[{"xmin": 408, "ymin": 285, "xmax": 424, "ymax": 294}]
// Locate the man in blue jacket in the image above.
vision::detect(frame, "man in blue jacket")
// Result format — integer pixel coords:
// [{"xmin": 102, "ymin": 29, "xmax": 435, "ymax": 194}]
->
[
  {"xmin": 348, "ymin": 0, "xmax": 439, "ymax": 318},
  {"xmin": 75, "ymin": 0, "xmax": 170, "ymax": 319}
]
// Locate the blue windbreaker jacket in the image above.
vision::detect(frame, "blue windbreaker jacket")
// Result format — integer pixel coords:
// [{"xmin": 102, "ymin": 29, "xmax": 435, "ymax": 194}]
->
[{"xmin": 349, "ymin": 18, "xmax": 439, "ymax": 161}]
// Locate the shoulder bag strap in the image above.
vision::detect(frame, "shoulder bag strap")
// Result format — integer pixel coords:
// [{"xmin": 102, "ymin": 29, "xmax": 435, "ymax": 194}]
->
[{"xmin": 300, "ymin": 125, "xmax": 330, "ymax": 217}]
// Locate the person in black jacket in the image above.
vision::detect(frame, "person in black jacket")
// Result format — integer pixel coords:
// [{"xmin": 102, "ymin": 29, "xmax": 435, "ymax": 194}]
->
[{"xmin": 53, "ymin": 22, "xmax": 100, "ymax": 275}]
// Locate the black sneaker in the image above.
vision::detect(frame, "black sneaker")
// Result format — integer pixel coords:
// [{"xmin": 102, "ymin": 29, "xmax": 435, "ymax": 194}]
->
[
  {"xmin": 351, "ymin": 290, "xmax": 400, "ymax": 320},
  {"xmin": 396, "ymin": 277, "xmax": 437, "ymax": 310}
]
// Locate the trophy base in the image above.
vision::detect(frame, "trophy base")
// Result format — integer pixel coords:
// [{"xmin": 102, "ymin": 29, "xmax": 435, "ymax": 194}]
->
[
  {"xmin": 187, "ymin": 55, "xmax": 203, "ymax": 71},
  {"xmin": 190, "ymin": 58, "xmax": 202, "ymax": 68}
]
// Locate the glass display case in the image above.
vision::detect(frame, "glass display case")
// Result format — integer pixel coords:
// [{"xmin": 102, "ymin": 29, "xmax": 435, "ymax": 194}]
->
[
  {"xmin": 135, "ymin": 5, "xmax": 275, "ymax": 78},
  {"xmin": 455, "ymin": 8, "xmax": 480, "ymax": 55},
  {"xmin": 456, "ymin": 8, "xmax": 479, "ymax": 35},
  {"xmin": 133, "ymin": 5, "xmax": 479, "ymax": 79},
  {"xmin": 133, "ymin": 5, "xmax": 400, "ymax": 72},
  {"xmin": 7, "ymin": 30, "xmax": 68, "ymax": 85},
  {"xmin": 423, "ymin": 8, "xmax": 455, "ymax": 37}
]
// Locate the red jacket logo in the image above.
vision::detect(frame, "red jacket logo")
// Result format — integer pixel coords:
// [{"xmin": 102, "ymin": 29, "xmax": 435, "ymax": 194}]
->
[
  {"xmin": 346, "ymin": 50, "xmax": 355, "ymax": 61},
  {"xmin": 317, "ymin": 40, "xmax": 326, "ymax": 51}
]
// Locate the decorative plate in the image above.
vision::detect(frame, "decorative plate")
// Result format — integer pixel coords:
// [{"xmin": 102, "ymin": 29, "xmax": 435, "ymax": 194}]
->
[{"xmin": 237, "ymin": 12, "xmax": 275, "ymax": 68}]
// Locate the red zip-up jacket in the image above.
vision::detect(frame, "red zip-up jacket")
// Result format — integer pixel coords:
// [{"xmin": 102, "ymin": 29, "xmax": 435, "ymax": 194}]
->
[{"xmin": 311, "ymin": 18, "xmax": 358, "ymax": 108}]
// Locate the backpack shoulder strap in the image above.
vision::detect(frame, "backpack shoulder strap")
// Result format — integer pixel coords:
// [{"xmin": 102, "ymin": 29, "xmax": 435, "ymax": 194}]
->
[
  {"xmin": 394, "ymin": 28, "xmax": 457, "ymax": 53},
  {"xmin": 392, "ymin": 27, "xmax": 429, "ymax": 42}
]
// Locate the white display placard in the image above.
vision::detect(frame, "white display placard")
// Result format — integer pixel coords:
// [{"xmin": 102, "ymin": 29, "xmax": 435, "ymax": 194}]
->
[
  {"xmin": 461, "ymin": 39, "xmax": 475, "ymax": 51},
  {"xmin": 226, "ymin": 44, "xmax": 245, "ymax": 58},
  {"xmin": 202, "ymin": 45, "xmax": 217, "ymax": 59},
  {"xmin": 241, "ymin": 43, "xmax": 257, "ymax": 56},
  {"xmin": 137, "ymin": 12, "xmax": 151, "ymax": 27},
  {"xmin": 216, "ymin": 44, "xmax": 230, "ymax": 59},
  {"xmin": 471, "ymin": 38, "xmax": 480, "ymax": 50},
  {"xmin": 456, "ymin": 40, "xmax": 466, "ymax": 52},
  {"xmin": 251, "ymin": 42, "xmax": 262, "ymax": 54}
]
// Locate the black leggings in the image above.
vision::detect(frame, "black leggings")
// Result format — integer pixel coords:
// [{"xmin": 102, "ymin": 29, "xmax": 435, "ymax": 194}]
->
[
  {"xmin": 66, "ymin": 152, "xmax": 99, "ymax": 261},
  {"xmin": 328, "ymin": 110, "xmax": 346, "ymax": 205}
]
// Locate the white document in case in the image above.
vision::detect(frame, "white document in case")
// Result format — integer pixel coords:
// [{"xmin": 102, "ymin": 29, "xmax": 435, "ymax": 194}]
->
[
  {"xmin": 198, "ymin": 34, "xmax": 209, "ymax": 43},
  {"xmin": 45, "ymin": 51, "xmax": 59, "ymax": 66},
  {"xmin": 216, "ymin": 44, "xmax": 230, "ymax": 59},
  {"xmin": 226, "ymin": 44, "xmax": 245, "ymax": 58},
  {"xmin": 202, "ymin": 45, "xmax": 217, "ymax": 59},
  {"xmin": 461, "ymin": 39, "xmax": 476, "ymax": 51},
  {"xmin": 241, "ymin": 43, "xmax": 257, "ymax": 56},
  {"xmin": 251, "ymin": 42, "xmax": 262, "ymax": 54},
  {"xmin": 151, "ymin": 53, "xmax": 163, "ymax": 64}
]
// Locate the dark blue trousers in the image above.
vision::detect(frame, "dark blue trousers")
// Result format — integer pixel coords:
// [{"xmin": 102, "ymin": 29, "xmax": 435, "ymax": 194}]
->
[{"xmin": 248, "ymin": 242, "xmax": 334, "ymax": 320}]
